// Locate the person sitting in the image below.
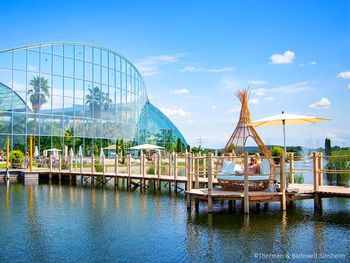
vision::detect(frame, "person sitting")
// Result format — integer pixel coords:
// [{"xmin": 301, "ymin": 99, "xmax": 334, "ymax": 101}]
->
[{"xmin": 248, "ymin": 158, "xmax": 259, "ymax": 174}]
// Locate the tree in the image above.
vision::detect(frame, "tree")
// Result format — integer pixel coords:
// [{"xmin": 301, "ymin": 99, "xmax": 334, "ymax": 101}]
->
[
  {"xmin": 226, "ymin": 144, "xmax": 236, "ymax": 153},
  {"xmin": 186, "ymin": 144, "xmax": 191, "ymax": 153},
  {"xmin": 191, "ymin": 146, "xmax": 201, "ymax": 153},
  {"xmin": 121, "ymin": 138, "xmax": 125, "ymax": 164},
  {"xmin": 116, "ymin": 139, "xmax": 120, "ymax": 155},
  {"xmin": 325, "ymin": 138, "xmax": 331, "ymax": 156},
  {"xmin": 271, "ymin": 146, "xmax": 284, "ymax": 164},
  {"xmin": 28, "ymin": 76, "xmax": 50, "ymax": 145},
  {"xmin": 176, "ymin": 138, "xmax": 182, "ymax": 153},
  {"xmin": 85, "ymin": 86, "xmax": 112, "ymax": 118}
]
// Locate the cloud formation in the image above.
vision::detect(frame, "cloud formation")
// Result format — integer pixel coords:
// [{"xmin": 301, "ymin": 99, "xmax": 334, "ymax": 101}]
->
[
  {"xmin": 251, "ymin": 81, "xmax": 311, "ymax": 96},
  {"xmin": 173, "ymin": 88, "xmax": 190, "ymax": 95},
  {"xmin": 135, "ymin": 54, "xmax": 181, "ymax": 76},
  {"xmin": 160, "ymin": 107, "xmax": 192, "ymax": 120},
  {"xmin": 309, "ymin": 98, "xmax": 331, "ymax": 109},
  {"xmin": 337, "ymin": 71, "xmax": 350, "ymax": 79},
  {"xmin": 270, "ymin": 50, "xmax": 295, "ymax": 64},
  {"xmin": 248, "ymin": 80, "xmax": 267, "ymax": 85},
  {"xmin": 182, "ymin": 66, "xmax": 234, "ymax": 73}
]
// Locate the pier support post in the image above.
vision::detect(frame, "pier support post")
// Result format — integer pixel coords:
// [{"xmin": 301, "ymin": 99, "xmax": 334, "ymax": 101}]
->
[
  {"xmin": 91, "ymin": 155, "xmax": 95, "ymax": 186},
  {"xmin": 156, "ymin": 152, "xmax": 161, "ymax": 191},
  {"xmin": 102, "ymin": 155, "xmax": 106, "ymax": 186},
  {"xmin": 280, "ymin": 152, "xmax": 286, "ymax": 211},
  {"xmin": 49, "ymin": 155, "xmax": 53, "ymax": 182},
  {"xmin": 207, "ymin": 153, "xmax": 213, "ymax": 213},
  {"xmin": 58, "ymin": 154, "xmax": 62, "ymax": 183},
  {"xmin": 194, "ymin": 154, "xmax": 199, "ymax": 189},
  {"xmin": 69, "ymin": 156, "xmax": 72, "ymax": 182},
  {"xmin": 173, "ymin": 152, "xmax": 178, "ymax": 192},
  {"xmin": 318, "ymin": 152, "xmax": 323, "ymax": 186},
  {"xmin": 127, "ymin": 154, "xmax": 131, "ymax": 189},
  {"xmin": 244, "ymin": 152, "xmax": 249, "ymax": 214}
]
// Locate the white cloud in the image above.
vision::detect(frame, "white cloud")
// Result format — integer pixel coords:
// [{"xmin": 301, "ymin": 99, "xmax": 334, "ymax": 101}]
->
[
  {"xmin": 249, "ymin": 98, "xmax": 259, "ymax": 105},
  {"xmin": 309, "ymin": 98, "xmax": 331, "ymax": 109},
  {"xmin": 226, "ymin": 105, "xmax": 241, "ymax": 113},
  {"xmin": 160, "ymin": 107, "xmax": 192, "ymax": 120},
  {"xmin": 252, "ymin": 81, "xmax": 311, "ymax": 96},
  {"xmin": 173, "ymin": 88, "xmax": 190, "ymax": 95},
  {"xmin": 265, "ymin": 96, "xmax": 275, "ymax": 101},
  {"xmin": 221, "ymin": 77, "xmax": 242, "ymax": 90},
  {"xmin": 135, "ymin": 54, "xmax": 181, "ymax": 76},
  {"xmin": 270, "ymin": 50, "xmax": 295, "ymax": 64},
  {"xmin": 181, "ymin": 66, "xmax": 234, "ymax": 73},
  {"xmin": 310, "ymin": 61, "xmax": 317, "ymax": 65},
  {"xmin": 28, "ymin": 65, "xmax": 38, "ymax": 72},
  {"xmin": 299, "ymin": 63, "xmax": 304, "ymax": 67},
  {"xmin": 248, "ymin": 80, "xmax": 267, "ymax": 85},
  {"xmin": 337, "ymin": 71, "xmax": 350, "ymax": 79},
  {"xmin": 348, "ymin": 84, "xmax": 350, "ymax": 91},
  {"xmin": 211, "ymin": 105, "xmax": 217, "ymax": 110}
]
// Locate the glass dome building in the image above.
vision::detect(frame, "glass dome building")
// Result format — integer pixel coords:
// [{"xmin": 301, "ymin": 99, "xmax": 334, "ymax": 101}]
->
[{"xmin": 0, "ymin": 42, "xmax": 187, "ymax": 155}]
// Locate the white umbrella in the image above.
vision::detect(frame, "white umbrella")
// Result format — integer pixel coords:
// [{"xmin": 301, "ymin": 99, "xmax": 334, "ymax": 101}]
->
[
  {"xmin": 34, "ymin": 146, "xmax": 39, "ymax": 158},
  {"xmin": 78, "ymin": 145, "xmax": 83, "ymax": 157},
  {"xmin": 69, "ymin": 148, "xmax": 74, "ymax": 157},
  {"xmin": 251, "ymin": 111, "xmax": 330, "ymax": 152},
  {"xmin": 129, "ymin": 144, "xmax": 164, "ymax": 150},
  {"xmin": 100, "ymin": 148, "xmax": 105, "ymax": 158}
]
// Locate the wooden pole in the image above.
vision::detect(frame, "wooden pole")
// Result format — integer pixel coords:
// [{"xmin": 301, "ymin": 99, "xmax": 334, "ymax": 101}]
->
[
  {"xmin": 244, "ymin": 152, "xmax": 249, "ymax": 214},
  {"xmin": 208, "ymin": 152, "xmax": 213, "ymax": 212},
  {"xmin": 157, "ymin": 152, "xmax": 161, "ymax": 190},
  {"xmin": 49, "ymin": 155, "xmax": 52, "ymax": 181},
  {"xmin": 75, "ymin": 155, "xmax": 78, "ymax": 171},
  {"xmin": 114, "ymin": 154, "xmax": 118, "ymax": 187},
  {"xmin": 313, "ymin": 152, "xmax": 321, "ymax": 209},
  {"xmin": 58, "ymin": 153, "xmax": 62, "ymax": 182},
  {"xmin": 173, "ymin": 152, "xmax": 178, "ymax": 191},
  {"xmin": 102, "ymin": 155, "xmax": 106, "ymax": 185},
  {"xmin": 186, "ymin": 153, "xmax": 192, "ymax": 209},
  {"xmin": 203, "ymin": 153, "xmax": 206, "ymax": 178},
  {"xmin": 127, "ymin": 154, "xmax": 131, "ymax": 189},
  {"xmin": 91, "ymin": 155, "xmax": 95, "ymax": 186},
  {"xmin": 69, "ymin": 155, "xmax": 72, "ymax": 173},
  {"xmin": 318, "ymin": 152, "xmax": 323, "ymax": 186},
  {"xmin": 280, "ymin": 152, "xmax": 286, "ymax": 211},
  {"xmin": 169, "ymin": 152, "xmax": 172, "ymax": 178},
  {"xmin": 80, "ymin": 155, "xmax": 83, "ymax": 175},
  {"xmin": 29, "ymin": 136, "xmax": 33, "ymax": 172},
  {"xmin": 194, "ymin": 154, "xmax": 199, "ymax": 189},
  {"xmin": 289, "ymin": 152, "xmax": 294, "ymax": 184}
]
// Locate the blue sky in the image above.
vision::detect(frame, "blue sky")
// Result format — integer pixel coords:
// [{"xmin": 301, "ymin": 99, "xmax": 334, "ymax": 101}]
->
[{"xmin": 0, "ymin": 0, "xmax": 349, "ymax": 148}]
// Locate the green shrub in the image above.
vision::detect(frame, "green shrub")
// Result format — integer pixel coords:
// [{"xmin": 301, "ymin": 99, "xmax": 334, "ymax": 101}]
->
[
  {"xmin": 10, "ymin": 150, "xmax": 24, "ymax": 168},
  {"xmin": 294, "ymin": 174, "xmax": 304, "ymax": 184},
  {"xmin": 271, "ymin": 146, "xmax": 284, "ymax": 164},
  {"xmin": 326, "ymin": 156, "xmax": 350, "ymax": 185}
]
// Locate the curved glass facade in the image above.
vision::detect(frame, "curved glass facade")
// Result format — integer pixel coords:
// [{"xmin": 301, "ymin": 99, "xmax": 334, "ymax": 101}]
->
[{"xmin": 0, "ymin": 42, "xmax": 187, "ymax": 154}]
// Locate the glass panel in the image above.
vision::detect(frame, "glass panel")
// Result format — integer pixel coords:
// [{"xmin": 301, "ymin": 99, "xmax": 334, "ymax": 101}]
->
[
  {"xmin": 12, "ymin": 113, "xmax": 25, "ymax": 134},
  {"xmin": 41, "ymin": 45, "xmax": 52, "ymax": 55},
  {"xmin": 85, "ymin": 62, "xmax": 92, "ymax": 81},
  {"xmin": 75, "ymin": 45, "xmax": 84, "ymax": 61},
  {"xmin": 74, "ymin": 118, "xmax": 84, "ymax": 137},
  {"xmin": 0, "ymin": 51, "xmax": 12, "ymax": 69},
  {"xmin": 85, "ymin": 46, "xmax": 92, "ymax": 63},
  {"xmin": 101, "ymin": 67, "xmax": 108, "ymax": 85},
  {"xmin": 13, "ymin": 50, "xmax": 26, "ymax": 70},
  {"xmin": 41, "ymin": 52, "xmax": 52, "ymax": 74},
  {"xmin": 75, "ymin": 60, "xmax": 83, "ymax": 80},
  {"xmin": 74, "ymin": 98, "xmax": 84, "ymax": 117},
  {"xmin": 52, "ymin": 76, "xmax": 63, "ymax": 96},
  {"xmin": 108, "ymin": 52, "xmax": 115, "ymax": 70},
  {"xmin": 53, "ymin": 55, "xmax": 63, "ymax": 76},
  {"xmin": 52, "ymin": 95, "xmax": 63, "ymax": 113},
  {"xmin": 63, "ymin": 96, "xmax": 74, "ymax": 114},
  {"xmin": 52, "ymin": 115, "xmax": 62, "ymax": 136},
  {"xmin": 64, "ymin": 45, "xmax": 74, "ymax": 59},
  {"xmin": 64, "ymin": 58, "xmax": 74, "ymax": 77},
  {"xmin": 12, "ymin": 70, "xmax": 26, "ymax": 93},
  {"xmin": 93, "ymin": 64, "xmax": 101, "ymax": 83},
  {"xmin": 108, "ymin": 69, "xmax": 115, "ymax": 86},
  {"xmin": 93, "ymin": 48, "xmax": 101, "ymax": 65},
  {"xmin": 39, "ymin": 114, "xmax": 52, "ymax": 136},
  {"xmin": 53, "ymin": 45, "xmax": 63, "ymax": 56},
  {"xmin": 63, "ymin": 77, "xmax": 73, "ymax": 97},
  {"xmin": 27, "ymin": 50, "xmax": 40, "ymax": 72},
  {"xmin": 75, "ymin": 79, "xmax": 84, "ymax": 98},
  {"xmin": 101, "ymin": 50, "xmax": 108, "ymax": 68}
]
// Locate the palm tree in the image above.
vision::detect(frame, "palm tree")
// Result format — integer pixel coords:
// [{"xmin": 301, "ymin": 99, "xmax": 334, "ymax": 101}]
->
[
  {"xmin": 85, "ymin": 86, "xmax": 112, "ymax": 118},
  {"xmin": 28, "ymin": 76, "xmax": 50, "ymax": 145}
]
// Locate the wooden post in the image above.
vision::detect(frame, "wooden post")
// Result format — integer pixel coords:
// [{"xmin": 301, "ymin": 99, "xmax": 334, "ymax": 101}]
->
[
  {"xmin": 186, "ymin": 153, "xmax": 192, "ymax": 209},
  {"xmin": 69, "ymin": 156, "xmax": 72, "ymax": 173},
  {"xmin": 169, "ymin": 153, "xmax": 172, "ymax": 178},
  {"xmin": 173, "ymin": 152, "xmax": 178, "ymax": 191},
  {"xmin": 194, "ymin": 154, "xmax": 199, "ymax": 189},
  {"xmin": 75, "ymin": 155, "xmax": 78, "ymax": 171},
  {"xmin": 208, "ymin": 152, "xmax": 213, "ymax": 212},
  {"xmin": 6, "ymin": 137, "xmax": 10, "ymax": 170},
  {"xmin": 280, "ymin": 152, "xmax": 286, "ymax": 211},
  {"xmin": 79, "ymin": 155, "xmax": 83, "ymax": 175},
  {"xmin": 157, "ymin": 152, "xmax": 161, "ymax": 190},
  {"xmin": 202, "ymin": 153, "xmax": 206, "ymax": 178},
  {"xmin": 58, "ymin": 154, "xmax": 62, "ymax": 182},
  {"xmin": 289, "ymin": 152, "xmax": 294, "ymax": 184},
  {"xmin": 244, "ymin": 152, "xmax": 249, "ymax": 214},
  {"xmin": 313, "ymin": 152, "xmax": 321, "ymax": 209},
  {"xmin": 318, "ymin": 152, "xmax": 323, "ymax": 186}
]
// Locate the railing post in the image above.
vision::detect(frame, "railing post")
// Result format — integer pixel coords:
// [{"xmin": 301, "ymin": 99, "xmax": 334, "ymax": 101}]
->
[
  {"xmin": 58, "ymin": 154, "xmax": 62, "ymax": 182},
  {"xmin": 244, "ymin": 152, "xmax": 249, "ymax": 214},
  {"xmin": 186, "ymin": 153, "xmax": 192, "ymax": 209},
  {"xmin": 173, "ymin": 152, "xmax": 178, "ymax": 191},
  {"xmin": 289, "ymin": 152, "xmax": 294, "ymax": 184},
  {"xmin": 318, "ymin": 152, "xmax": 323, "ymax": 186},
  {"xmin": 169, "ymin": 153, "xmax": 173, "ymax": 178},
  {"xmin": 280, "ymin": 152, "xmax": 286, "ymax": 211},
  {"xmin": 127, "ymin": 154, "xmax": 131, "ymax": 189},
  {"xmin": 114, "ymin": 154, "xmax": 118, "ymax": 188},
  {"xmin": 91, "ymin": 155, "xmax": 95, "ymax": 186},
  {"xmin": 80, "ymin": 155, "xmax": 83, "ymax": 175},
  {"xmin": 49, "ymin": 155, "xmax": 53, "ymax": 181},
  {"xmin": 313, "ymin": 152, "xmax": 321, "ymax": 209},
  {"xmin": 69, "ymin": 155, "xmax": 72, "ymax": 173},
  {"xmin": 208, "ymin": 152, "xmax": 213, "ymax": 212},
  {"xmin": 75, "ymin": 155, "xmax": 78, "ymax": 171},
  {"xmin": 202, "ymin": 153, "xmax": 206, "ymax": 178},
  {"xmin": 194, "ymin": 154, "xmax": 199, "ymax": 189},
  {"xmin": 102, "ymin": 155, "xmax": 106, "ymax": 185},
  {"xmin": 157, "ymin": 152, "xmax": 161, "ymax": 190}
]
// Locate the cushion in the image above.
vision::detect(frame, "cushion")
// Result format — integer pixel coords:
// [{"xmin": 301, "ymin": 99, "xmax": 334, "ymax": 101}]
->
[
  {"xmin": 221, "ymin": 160, "xmax": 236, "ymax": 175},
  {"xmin": 234, "ymin": 164, "xmax": 244, "ymax": 174},
  {"xmin": 217, "ymin": 175, "xmax": 270, "ymax": 181},
  {"xmin": 259, "ymin": 159, "xmax": 270, "ymax": 175}
]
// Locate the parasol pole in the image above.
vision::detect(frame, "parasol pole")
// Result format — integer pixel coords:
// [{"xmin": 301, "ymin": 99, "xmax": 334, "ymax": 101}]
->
[{"xmin": 282, "ymin": 111, "xmax": 286, "ymax": 153}]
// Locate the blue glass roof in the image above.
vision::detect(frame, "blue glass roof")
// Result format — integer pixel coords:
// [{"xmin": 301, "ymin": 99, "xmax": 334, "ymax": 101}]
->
[{"xmin": 0, "ymin": 82, "xmax": 29, "ymax": 112}]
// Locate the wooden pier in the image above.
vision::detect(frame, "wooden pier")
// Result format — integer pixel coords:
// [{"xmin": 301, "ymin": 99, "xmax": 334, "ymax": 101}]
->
[{"xmin": 3, "ymin": 151, "xmax": 349, "ymax": 213}]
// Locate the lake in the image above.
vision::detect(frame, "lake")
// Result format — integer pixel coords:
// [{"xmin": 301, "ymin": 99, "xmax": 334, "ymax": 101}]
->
[{"xmin": 0, "ymin": 181, "xmax": 349, "ymax": 262}]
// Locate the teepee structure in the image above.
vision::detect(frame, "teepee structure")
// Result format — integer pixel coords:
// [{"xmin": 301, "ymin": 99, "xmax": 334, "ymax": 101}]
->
[{"xmin": 225, "ymin": 89, "xmax": 276, "ymax": 179}]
